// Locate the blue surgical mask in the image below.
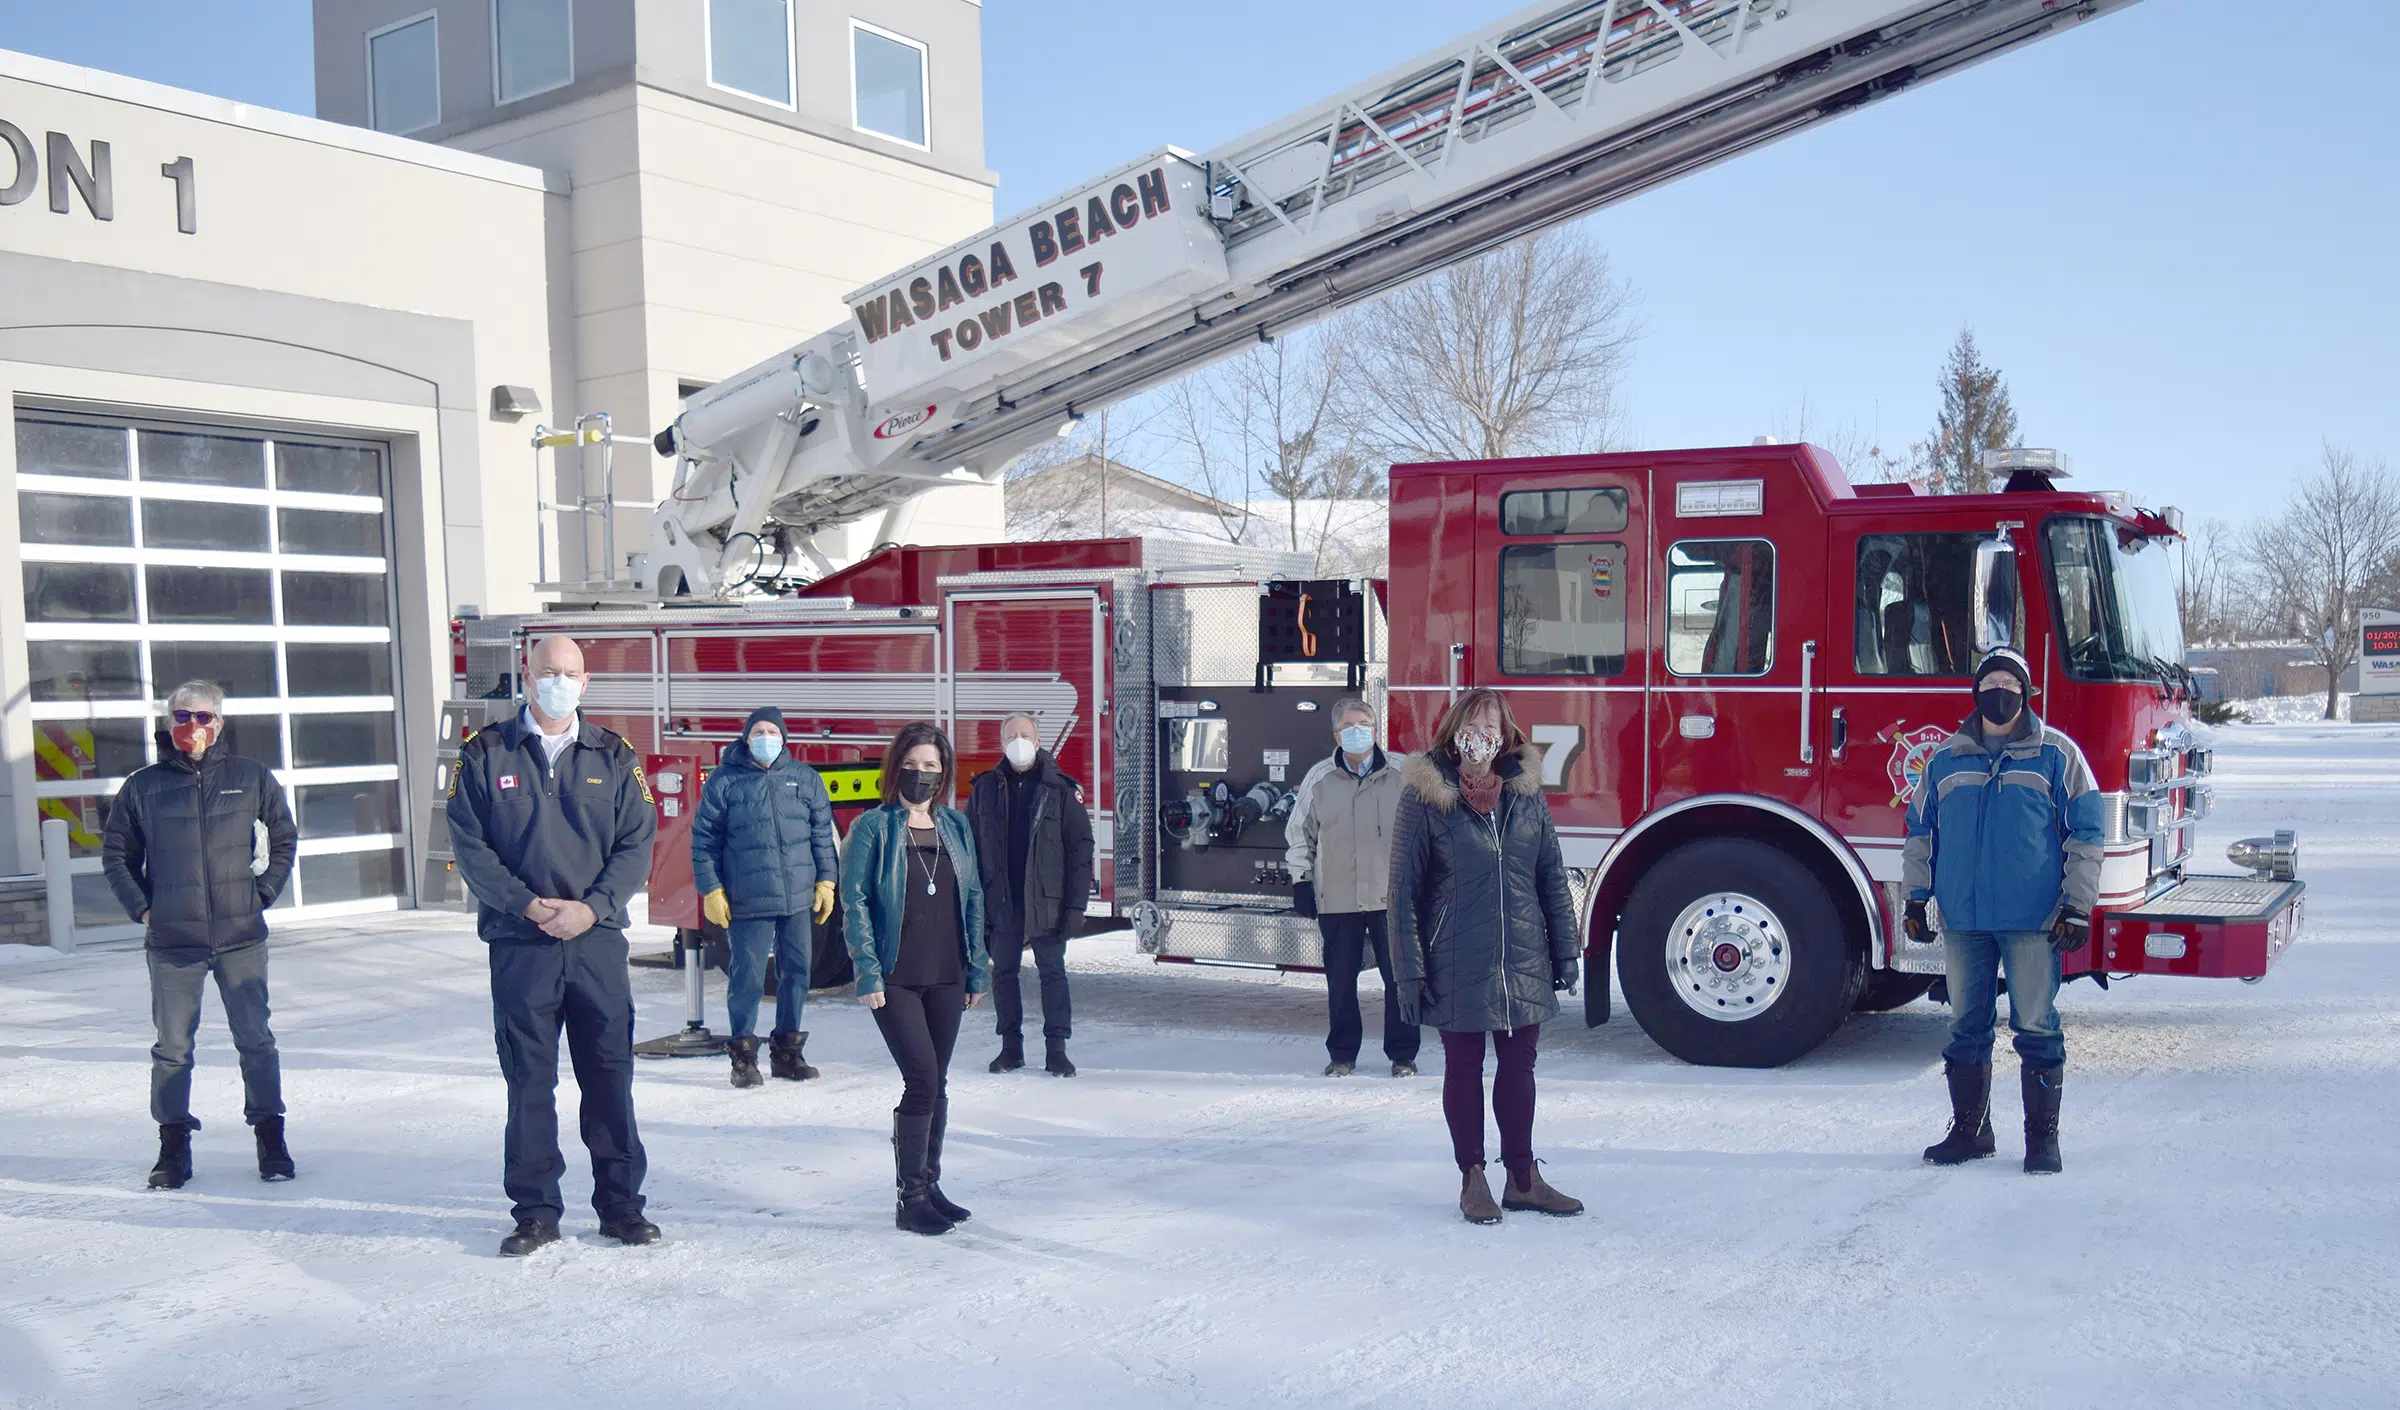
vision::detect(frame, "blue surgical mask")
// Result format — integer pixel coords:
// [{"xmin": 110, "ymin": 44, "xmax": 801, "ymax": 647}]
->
[
  {"xmin": 532, "ymin": 673, "xmax": 582, "ymax": 719},
  {"xmin": 748, "ymin": 734, "xmax": 782, "ymax": 765},
  {"xmin": 1338, "ymin": 725, "xmax": 1374, "ymax": 755}
]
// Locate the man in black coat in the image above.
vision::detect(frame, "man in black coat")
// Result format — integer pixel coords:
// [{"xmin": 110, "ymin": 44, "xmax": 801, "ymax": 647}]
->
[
  {"xmin": 102, "ymin": 678, "xmax": 299, "ymax": 1190},
  {"xmin": 444, "ymin": 635, "xmax": 660, "ymax": 1257},
  {"xmin": 967, "ymin": 713, "xmax": 1093, "ymax": 1076}
]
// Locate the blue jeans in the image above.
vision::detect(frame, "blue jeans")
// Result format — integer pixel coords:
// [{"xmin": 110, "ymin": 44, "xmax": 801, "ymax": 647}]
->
[
  {"xmin": 148, "ymin": 943, "xmax": 283, "ymax": 1128},
  {"xmin": 1942, "ymin": 929, "xmax": 2064, "ymax": 1068},
  {"xmin": 726, "ymin": 912, "xmax": 811, "ymax": 1039}
]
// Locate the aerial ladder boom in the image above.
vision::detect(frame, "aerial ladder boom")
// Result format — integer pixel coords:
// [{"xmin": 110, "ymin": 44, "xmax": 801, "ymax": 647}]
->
[{"xmin": 638, "ymin": 0, "xmax": 2138, "ymax": 600}]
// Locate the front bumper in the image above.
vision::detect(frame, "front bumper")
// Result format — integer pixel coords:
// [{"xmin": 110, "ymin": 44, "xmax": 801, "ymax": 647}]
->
[{"xmin": 2094, "ymin": 874, "xmax": 2305, "ymax": 979}]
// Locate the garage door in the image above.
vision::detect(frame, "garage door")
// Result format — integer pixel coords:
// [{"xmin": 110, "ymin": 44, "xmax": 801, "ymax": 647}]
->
[{"xmin": 15, "ymin": 411, "xmax": 408, "ymax": 934}]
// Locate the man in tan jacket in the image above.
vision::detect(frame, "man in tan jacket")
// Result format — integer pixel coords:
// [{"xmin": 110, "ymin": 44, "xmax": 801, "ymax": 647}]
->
[{"xmin": 1284, "ymin": 698, "xmax": 1418, "ymax": 1077}]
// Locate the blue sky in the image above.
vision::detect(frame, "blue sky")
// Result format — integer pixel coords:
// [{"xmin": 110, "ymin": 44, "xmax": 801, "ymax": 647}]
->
[{"xmin": 4, "ymin": 0, "xmax": 2392, "ymax": 525}]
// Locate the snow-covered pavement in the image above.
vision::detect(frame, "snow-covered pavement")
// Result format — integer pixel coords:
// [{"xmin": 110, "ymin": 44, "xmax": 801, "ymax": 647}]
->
[{"xmin": 3, "ymin": 724, "xmax": 2397, "ymax": 1410}]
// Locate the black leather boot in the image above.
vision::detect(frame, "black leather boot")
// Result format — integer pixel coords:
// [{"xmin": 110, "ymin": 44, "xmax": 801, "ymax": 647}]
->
[
  {"xmin": 1044, "ymin": 1041, "xmax": 1077, "ymax": 1078},
  {"xmin": 498, "ymin": 1218, "xmax": 560, "ymax": 1257},
  {"xmin": 988, "ymin": 1036, "xmax": 1025, "ymax": 1074},
  {"xmin": 2023, "ymin": 1064, "xmax": 2064, "ymax": 1174},
  {"xmin": 148, "ymin": 1123, "xmax": 192, "ymax": 1190},
  {"xmin": 925, "ymin": 1097, "xmax": 971, "ymax": 1223},
  {"xmin": 892, "ymin": 1112, "xmax": 953, "ymax": 1235},
  {"xmin": 769, "ymin": 1031, "xmax": 819, "ymax": 1081},
  {"xmin": 254, "ymin": 1116, "xmax": 295, "ymax": 1181},
  {"xmin": 728, "ymin": 1036, "xmax": 764, "ymax": 1089},
  {"xmin": 1923, "ymin": 1062, "xmax": 1997, "ymax": 1166}
]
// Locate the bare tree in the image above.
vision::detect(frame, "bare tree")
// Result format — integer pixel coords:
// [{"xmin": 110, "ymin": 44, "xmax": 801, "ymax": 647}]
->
[
  {"xmin": 1155, "ymin": 372, "xmax": 1260, "ymax": 546},
  {"xmin": 1000, "ymin": 404, "xmax": 1157, "ymax": 540},
  {"xmin": 1773, "ymin": 396, "xmax": 1925, "ymax": 487},
  {"xmin": 2240, "ymin": 444, "xmax": 2400, "ymax": 718},
  {"xmin": 1924, "ymin": 328, "xmax": 2020, "ymax": 495},
  {"xmin": 2175, "ymin": 517, "xmax": 2244, "ymax": 647},
  {"xmin": 1338, "ymin": 226, "xmax": 1637, "ymax": 462}
]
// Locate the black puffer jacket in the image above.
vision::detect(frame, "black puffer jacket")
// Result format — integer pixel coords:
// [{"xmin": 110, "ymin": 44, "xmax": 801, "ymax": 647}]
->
[
  {"xmin": 101, "ymin": 735, "xmax": 298, "ymax": 955},
  {"xmin": 966, "ymin": 750, "xmax": 1094, "ymax": 943},
  {"xmin": 1388, "ymin": 746, "xmax": 1578, "ymax": 1033}
]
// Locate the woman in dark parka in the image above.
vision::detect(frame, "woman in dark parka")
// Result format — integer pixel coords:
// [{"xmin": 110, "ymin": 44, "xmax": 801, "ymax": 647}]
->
[{"xmin": 1390, "ymin": 687, "xmax": 1586, "ymax": 1225}]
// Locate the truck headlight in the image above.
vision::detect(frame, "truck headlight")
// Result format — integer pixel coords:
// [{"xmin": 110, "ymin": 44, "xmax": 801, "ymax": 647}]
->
[{"xmin": 2227, "ymin": 831, "xmax": 2299, "ymax": 881}]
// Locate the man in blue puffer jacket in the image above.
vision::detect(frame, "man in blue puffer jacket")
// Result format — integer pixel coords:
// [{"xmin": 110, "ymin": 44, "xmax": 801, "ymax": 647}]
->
[
  {"xmin": 1901, "ymin": 648, "xmax": 2103, "ymax": 1175},
  {"xmin": 691, "ymin": 706, "xmax": 840, "ymax": 1088}
]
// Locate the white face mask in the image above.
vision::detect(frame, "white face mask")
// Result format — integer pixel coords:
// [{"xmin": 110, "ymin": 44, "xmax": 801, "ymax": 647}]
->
[
  {"xmin": 1003, "ymin": 737, "xmax": 1038, "ymax": 770},
  {"xmin": 533, "ymin": 673, "xmax": 583, "ymax": 719}
]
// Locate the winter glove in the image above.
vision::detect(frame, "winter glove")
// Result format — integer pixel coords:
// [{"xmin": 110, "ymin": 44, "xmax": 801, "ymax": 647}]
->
[
  {"xmin": 2050, "ymin": 907, "xmax": 2091, "ymax": 955},
  {"xmin": 1291, "ymin": 880, "xmax": 1316, "ymax": 919},
  {"xmin": 701, "ymin": 888, "xmax": 731, "ymax": 928},
  {"xmin": 1903, "ymin": 899, "xmax": 1933, "ymax": 944},
  {"xmin": 811, "ymin": 880, "xmax": 836, "ymax": 924},
  {"xmin": 1394, "ymin": 980, "xmax": 1426, "ymax": 1027},
  {"xmin": 1553, "ymin": 958, "xmax": 1579, "ymax": 994}
]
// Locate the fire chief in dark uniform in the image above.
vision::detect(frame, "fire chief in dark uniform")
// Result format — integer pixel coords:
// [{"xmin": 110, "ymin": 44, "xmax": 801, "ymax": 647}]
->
[{"xmin": 445, "ymin": 635, "xmax": 660, "ymax": 1257}]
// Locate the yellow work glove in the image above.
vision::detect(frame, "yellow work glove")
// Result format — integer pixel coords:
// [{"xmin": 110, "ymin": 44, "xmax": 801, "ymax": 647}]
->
[
  {"xmin": 812, "ymin": 880, "xmax": 836, "ymax": 924},
  {"xmin": 702, "ymin": 888, "xmax": 730, "ymax": 928}
]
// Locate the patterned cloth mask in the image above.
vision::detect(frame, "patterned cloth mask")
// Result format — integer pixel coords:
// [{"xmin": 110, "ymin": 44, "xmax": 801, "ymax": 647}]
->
[{"xmin": 1455, "ymin": 727, "xmax": 1502, "ymax": 766}]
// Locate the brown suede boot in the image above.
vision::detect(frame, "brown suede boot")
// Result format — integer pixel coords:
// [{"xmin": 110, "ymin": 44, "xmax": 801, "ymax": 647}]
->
[
  {"xmin": 1501, "ymin": 1160, "xmax": 1584, "ymax": 1217},
  {"xmin": 1458, "ymin": 1162, "xmax": 1502, "ymax": 1225}
]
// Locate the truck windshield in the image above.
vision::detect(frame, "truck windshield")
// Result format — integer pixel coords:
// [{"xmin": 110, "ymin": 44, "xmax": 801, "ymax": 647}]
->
[{"xmin": 2046, "ymin": 517, "xmax": 2187, "ymax": 685}]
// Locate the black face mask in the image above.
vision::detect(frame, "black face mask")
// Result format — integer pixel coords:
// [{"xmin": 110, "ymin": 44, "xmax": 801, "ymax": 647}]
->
[
  {"xmin": 897, "ymin": 768, "xmax": 941, "ymax": 805},
  {"xmin": 1976, "ymin": 687, "xmax": 2023, "ymax": 728}
]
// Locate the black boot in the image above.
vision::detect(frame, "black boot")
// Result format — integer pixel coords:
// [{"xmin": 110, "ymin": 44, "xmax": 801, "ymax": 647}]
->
[
  {"xmin": 254, "ymin": 1116, "xmax": 295, "ymax": 1181},
  {"xmin": 728, "ymin": 1036, "xmax": 764, "ymax": 1089},
  {"xmin": 147, "ymin": 1123, "xmax": 192, "ymax": 1190},
  {"xmin": 599, "ymin": 1212, "xmax": 663, "ymax": 1245},
  {"xmin": 988, "ymin": 1036, "xmax": 1025, "ymax": 1074},
  {"xmin": 1044, "ymin": 1041, "xmax": 1077, "ymax": 1078},
  {"xmin": 925, "ymin": 1097, "xmax": 971, "ymax": 1223},
  {"xmin": 1922, "ymin": 1062, "xmax": 1997, "ymax": 1166},
  {"xmin": 769, "ymin": 1031, "xmax": 819, "ymax": 1081},
  {"xmin": 499, "ymin": 1218, "xmax": 559, "ymax": 1256},
  {"xmin": 892, "ymin": 1112, "xmax": 953, "ymax": 1235},
  {"xmin": 2022, "ymin": 1064, "xmax": 2064, "ymax": 1174}
]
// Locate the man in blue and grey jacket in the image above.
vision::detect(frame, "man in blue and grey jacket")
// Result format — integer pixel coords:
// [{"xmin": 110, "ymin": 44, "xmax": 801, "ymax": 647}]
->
[
  {"xmin": 1901, "ymin": 647, "xmax": 2103, "ymax": 1175},
  {"xmin": 691, "ymin": 705, "xmax": 839, "ymax": 1089}
]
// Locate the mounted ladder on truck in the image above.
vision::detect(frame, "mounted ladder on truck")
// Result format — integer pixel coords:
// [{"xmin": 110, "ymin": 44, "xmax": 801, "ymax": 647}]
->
[{"xmin": 607, "ymin": 0, "xmax": 2146, "ymax": 603}]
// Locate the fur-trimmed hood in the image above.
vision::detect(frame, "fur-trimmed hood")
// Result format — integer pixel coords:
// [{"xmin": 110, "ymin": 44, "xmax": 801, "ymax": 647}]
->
[{"xmin": 1401, "ymin": 745, "xmax": 1544, "ymax": 812}]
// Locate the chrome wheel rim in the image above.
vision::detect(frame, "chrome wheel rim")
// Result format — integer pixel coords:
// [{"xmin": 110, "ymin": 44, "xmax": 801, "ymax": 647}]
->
[{"xmin": 1665, "ymin": 890, "xmax": 1790, "ymax": 1022}]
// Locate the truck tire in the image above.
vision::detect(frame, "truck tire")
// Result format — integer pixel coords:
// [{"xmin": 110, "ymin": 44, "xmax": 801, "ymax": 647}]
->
[
  {"xmin": 1854, "ymin": 972, "xmax": 1937, "ymax": 1012},
  {"xmin": 1617, "ymin": 838, "xmax": 1862, "ymax": 1068}
]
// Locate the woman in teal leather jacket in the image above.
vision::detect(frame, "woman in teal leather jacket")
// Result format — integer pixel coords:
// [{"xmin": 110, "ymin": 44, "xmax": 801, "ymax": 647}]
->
[{"xmin": 841, "ymin": 721, "xmax": 990, "ymax": 1236}]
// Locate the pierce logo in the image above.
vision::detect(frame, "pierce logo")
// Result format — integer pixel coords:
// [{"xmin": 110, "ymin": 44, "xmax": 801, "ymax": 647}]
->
[
  {"xmin": 1885, "ymin": 725, "xmax": 1951, "ymax": 807},
  {"xmin": 873, "ymin": 405, "xmax": 937, "ymax": 440}
]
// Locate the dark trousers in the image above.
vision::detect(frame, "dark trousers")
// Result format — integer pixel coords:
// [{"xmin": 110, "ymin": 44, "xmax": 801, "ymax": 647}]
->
[
  {"xmin": 147, "ymin": 943, "xmax": 283, "ymax": 1128},
  {"xmin": 725, "ymin": 911, "xmax": 810, "ymax": 1039},
  {"xmin": 990, "ymin": 929, "xmax": 1071, "ymax": 1045},
  {"xmin": 872, "ymin": 981, "xmax": 964, "ymax": 1117},
  {"xmin": 1441, "ymin": 1025, "xmax": 1541, "ymax": 1180},
  {"xmin": 1320, "ymin": 911, "xmax": 1420, "ymax": 1065},
  {"xmin": 488, "ymin": 930, "xmax": 647, "ymax": 1224}
]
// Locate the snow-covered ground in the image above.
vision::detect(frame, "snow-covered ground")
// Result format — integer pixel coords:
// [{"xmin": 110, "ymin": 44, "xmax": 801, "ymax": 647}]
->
[
  {"xmin": 5, "ymin": 728, "xmax": 2399, "ymax": 1409},
  {"xmin": 2224, "ymin": 692, "xmax": 2350, "ymax": 724}
]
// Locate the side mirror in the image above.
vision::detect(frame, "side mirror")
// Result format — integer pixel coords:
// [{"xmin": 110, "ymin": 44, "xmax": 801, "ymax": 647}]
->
[{"xmin": 1971, "ymin": 535, "xmax": 2018, "ymax": 655}]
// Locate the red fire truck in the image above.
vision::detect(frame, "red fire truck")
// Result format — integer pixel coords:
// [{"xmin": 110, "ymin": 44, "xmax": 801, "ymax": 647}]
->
[{"xmin": 438, "ymin": 442, "xmax": 2304, "ymax": 1068}]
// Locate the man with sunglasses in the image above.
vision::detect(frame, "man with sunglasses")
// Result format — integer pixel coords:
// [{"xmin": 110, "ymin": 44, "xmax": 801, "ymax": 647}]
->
[{"xmin": 102, "ymin": 680, "xmax": 299, "ymax": 1190}]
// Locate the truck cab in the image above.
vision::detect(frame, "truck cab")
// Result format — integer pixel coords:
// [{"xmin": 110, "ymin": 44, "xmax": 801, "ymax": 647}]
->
[{"xmin": 1386, "ymin": 443, "xmax": 2303, "ymax": 1067}]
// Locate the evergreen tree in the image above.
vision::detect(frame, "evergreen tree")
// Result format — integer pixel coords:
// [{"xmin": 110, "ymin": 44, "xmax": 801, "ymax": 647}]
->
[{"xmin": 1926, "ymin": 328, "xmax": 2020, "ymax": 494}]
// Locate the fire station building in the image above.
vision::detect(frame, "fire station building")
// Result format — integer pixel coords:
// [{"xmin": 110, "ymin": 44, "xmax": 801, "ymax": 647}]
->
[{"xmin": 0, "ymin": 0, "xmax": 1001, "ymax": 943}]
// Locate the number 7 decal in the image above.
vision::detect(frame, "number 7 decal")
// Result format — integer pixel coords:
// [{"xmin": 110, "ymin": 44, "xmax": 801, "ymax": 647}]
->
[{"xmin": 1528, "ymin": 724, "xmax": 1584, "ymax": 789}]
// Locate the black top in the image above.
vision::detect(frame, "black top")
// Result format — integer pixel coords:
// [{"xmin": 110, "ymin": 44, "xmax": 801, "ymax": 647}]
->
[
  {"xmin": 892, "ymin": 824, "xmax": 964, "ymax": 987},
  {"xmin": 441, "ymin": 715, "xmax": 658, "ymax": 943},
  {"xmin": 100, "ymin": 737, "xmax": 298, "ymax": 955}
]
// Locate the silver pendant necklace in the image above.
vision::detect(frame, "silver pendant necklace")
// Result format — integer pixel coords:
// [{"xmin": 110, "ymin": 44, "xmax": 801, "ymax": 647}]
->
[{"xmin": 911, "ymin": 826, "xmax": 940, "ymax": 895}]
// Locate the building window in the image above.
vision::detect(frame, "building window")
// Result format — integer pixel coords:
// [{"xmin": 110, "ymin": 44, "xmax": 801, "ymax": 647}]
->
[
  {"xmin": 1499, "ymin": 542, "xmax": 1629, "ymax": 677},
  {"xmin": 1854, "ymin": 532, "xmax": 2015, "ymax": 676},
  {"xmin": 708, "ymin": 0, "xmax": 794, "ymax": 107},
  {"xmin": 1666, "ymin": 539, "xmax": 1776, "ymax": 676},
  {"xmin": 493, "ymin": 0, "xmax": 574, "ymax": 104},
  {"xmin": 851, "ymin": 19, "xmax": 928, "ymax": 148},
  {"xmin": 14, "ymin": 412, "xmax": 408, "ymax": 926},
  {"xmin": 368, "ymin": 12, "xmax": 441, "ymax": 135}
]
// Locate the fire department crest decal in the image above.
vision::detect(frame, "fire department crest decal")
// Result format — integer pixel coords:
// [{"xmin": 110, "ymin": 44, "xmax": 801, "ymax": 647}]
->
[{"xmin": 1885, "ymin": 725, "xmax": 1952, "ymax": 807}]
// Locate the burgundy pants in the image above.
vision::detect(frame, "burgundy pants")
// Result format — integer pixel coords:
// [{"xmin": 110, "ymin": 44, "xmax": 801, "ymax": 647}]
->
[{"xmin": 1441, "ymin": 1025, "xmax": 1540, "ymax": 1181}]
